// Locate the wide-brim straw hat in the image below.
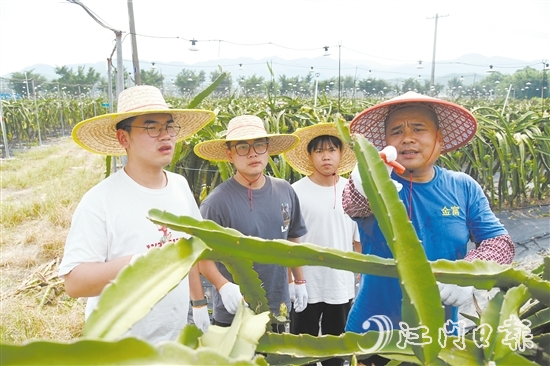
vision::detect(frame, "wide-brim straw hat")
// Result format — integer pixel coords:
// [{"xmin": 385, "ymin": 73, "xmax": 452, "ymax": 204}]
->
[
  {"xmin": 350, "ymin": 91, "xmax": 477, "ymax": 153},
  {"xmin": 283, "ymin": 123, "xmax": 356, "ymax": 176},
  {"xmin": 194, "ymin": 115, "xmax": 299, "ymax": 162},
  {"xmin": 72, "ymin": 85, "xmax": 216, "ymax": 155}
]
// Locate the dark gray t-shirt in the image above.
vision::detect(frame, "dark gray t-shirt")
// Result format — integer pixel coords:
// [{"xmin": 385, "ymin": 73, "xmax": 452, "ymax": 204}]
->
[{"xmin": 200, "ymin": 175, "xmax": 307, "ymax": 324}]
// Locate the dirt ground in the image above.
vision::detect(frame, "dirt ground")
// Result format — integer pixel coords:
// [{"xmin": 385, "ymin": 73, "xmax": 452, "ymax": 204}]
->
[{"xmin": 1, "ymin": 137, "xmax": 104, "ymax": 342}]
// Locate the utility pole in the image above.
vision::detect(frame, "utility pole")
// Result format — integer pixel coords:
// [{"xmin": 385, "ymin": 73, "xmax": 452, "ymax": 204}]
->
[
  {"xmin": 127, "ymin": 0, "xmax": 141, "ymax": 85},
  {"xmin": 57, "ymin": 82, "xmax": 65, "ymax": 137},
  {"xmin": 107, "ymin": 59, "xmax": 114, "ymax": 113},
  {"xmin": 338, "ymin": 41, "xmax": 341, "ymax": 114},
  {"xmin": 0, "ymin": 99, "xmax": 9, "ymax": 158},
  {"xmin": 24, "ymin": 72, "xmax": 30, "ymax": 98},
  {"xmin": 115, "ymin": 31, "xmax": 124, "ymax": 100},
  {"xmin": 66, "ymin": 1, "xmax": 124, "ymax": 98},
  {"xmin": 542, "ymin": 60, "xmax": 549, "ymax": 113},
  {"xmin": 31, "ymin": 79, "xmax": 42, "ymax": 145},
  {"xmin": 427, "ymin": 13, "xmax": 448, "ymax": 96}
]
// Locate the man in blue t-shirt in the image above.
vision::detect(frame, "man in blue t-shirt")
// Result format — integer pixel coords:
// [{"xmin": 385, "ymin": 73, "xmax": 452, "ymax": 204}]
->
[{"xmin": 343, "ymin": 92, "xmax": 514, "ymax": 365}]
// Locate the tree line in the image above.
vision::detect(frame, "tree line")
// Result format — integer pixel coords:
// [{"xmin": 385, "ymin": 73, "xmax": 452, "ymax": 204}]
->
[{"xmin": 3, "ymin": 64, "xmax": 548, "ymax": 100}]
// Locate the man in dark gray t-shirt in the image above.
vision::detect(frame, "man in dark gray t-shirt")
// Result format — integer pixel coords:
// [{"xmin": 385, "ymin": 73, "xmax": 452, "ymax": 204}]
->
[{"xmin": 194, "ymin": 115, "xmax": 308, "ymax": 330}]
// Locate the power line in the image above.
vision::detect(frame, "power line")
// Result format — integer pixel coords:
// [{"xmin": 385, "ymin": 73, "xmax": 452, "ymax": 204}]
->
[{"xmin": 66, "ymin": 0, "xmax": 121, "ymax": 33}]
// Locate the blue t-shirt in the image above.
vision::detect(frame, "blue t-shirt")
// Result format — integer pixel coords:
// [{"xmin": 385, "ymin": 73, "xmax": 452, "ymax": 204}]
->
[{"xmin": 346, "ymin": 166, "xmax": 508, "ymax": 333}]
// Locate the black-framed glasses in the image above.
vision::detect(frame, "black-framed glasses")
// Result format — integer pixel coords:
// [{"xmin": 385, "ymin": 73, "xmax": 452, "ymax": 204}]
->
[
  {"xmin": 231, "ymin": 141, "xmax": 269, "ymax": 156},
  {"xmin": 131, "ymin": 122, "xmax": 181, "ymax": 138}
]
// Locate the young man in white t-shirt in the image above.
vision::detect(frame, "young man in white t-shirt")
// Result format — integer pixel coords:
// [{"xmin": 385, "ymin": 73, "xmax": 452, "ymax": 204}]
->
[
  {"xmin": 58, "ymin": 85, "xmax": 215, "ymax": 342},
  {"xmin": 283, "ymin": 123, "xmax": 360, "ymax": 366}
]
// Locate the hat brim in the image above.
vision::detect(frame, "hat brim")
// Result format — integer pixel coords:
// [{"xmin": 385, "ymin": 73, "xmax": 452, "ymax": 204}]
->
[
  {"xmin": 72, "ymin": 109, "xmax": 216, "ymax": 156},
  {"xmin": 350, "ymin": 92, "xmax": 477, "ymax": 153},
  {"xmin": 194, "ymin": 134, "xmax": 299, "ymax": 162},
  {"xmin": 283, "ymin": 123, "xmax": 356, "ymax": 176}
]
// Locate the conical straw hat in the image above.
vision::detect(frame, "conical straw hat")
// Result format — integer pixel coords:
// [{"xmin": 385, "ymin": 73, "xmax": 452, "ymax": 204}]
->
[
  {"xmin": 194, "ymin": 115, "xmax": 299, "ymax": 162},
  {"xmin": 283, "ymin": 123, "xmax": 356, "ymax": 175},
  {"xmin": 72, "ymin": 85, "xmax": 215, "ymax": 155},
  {"xmin": 350, "ymin": 91, "xmax": 477, "ymax": 153}
]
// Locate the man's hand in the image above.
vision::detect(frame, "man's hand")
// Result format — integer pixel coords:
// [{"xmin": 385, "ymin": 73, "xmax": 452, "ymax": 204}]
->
[
  {"xmin": 438, "ymin": 282, "xmax": 474, "ymax": 307},
  {"xmin": 192, "ymin": 306, "xmax": 210, "ymax": 332},
  {"xmin": 293, "ymin": 283, "xmax": 308, "ymax": 313},
  {"xmin": 219, "ymin": 282, "xmax": 243, "ymax": 314},
  {"xmin": 379, "ymin": 146, "xmax": 404, "ymax": 192}
]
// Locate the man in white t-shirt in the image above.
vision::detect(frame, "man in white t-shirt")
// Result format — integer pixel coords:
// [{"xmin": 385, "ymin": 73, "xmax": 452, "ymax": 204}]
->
[
  {"xmin": 283, "ymin": 123, "xmax": 360, "ymax": 366},
  {"xmin": 58, "ymin": 85, "xmax": 215, "ymax": 342}
]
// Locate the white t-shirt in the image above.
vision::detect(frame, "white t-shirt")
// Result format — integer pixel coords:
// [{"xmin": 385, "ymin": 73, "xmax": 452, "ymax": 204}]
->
[
  {"xmin": 292, "ymin": 176, "xmax": 359, "ymax": 304},
  {"xmin": 59, "ymin": 168, "xmax": 201, "ymax": 343}
]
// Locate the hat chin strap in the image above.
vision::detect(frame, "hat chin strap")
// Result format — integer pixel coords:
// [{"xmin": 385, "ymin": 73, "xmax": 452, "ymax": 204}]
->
[
  {"xmin": 313, "ymin": 166, "xmax": 338, "ymax": 209},
  {"xmin": 238, "ymin": 171, "xmax": 263, "ymax": 211}
]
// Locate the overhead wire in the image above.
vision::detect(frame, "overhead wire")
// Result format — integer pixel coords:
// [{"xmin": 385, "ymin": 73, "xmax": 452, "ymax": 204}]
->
[{"xmin": 65, "ymin": 0, "xmax": 122, "ymax": 33}]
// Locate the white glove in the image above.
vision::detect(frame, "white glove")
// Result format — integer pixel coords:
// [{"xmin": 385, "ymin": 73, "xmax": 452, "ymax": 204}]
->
[
  {"xmin": 380, "ymin": 146, "xmax": 403, "ymax": 192},
  {"xmin": 289, "ymin": 282, "xmax": 296, "ymax": 303},
  {"xmin": 219, "ymin": 282, "xmax": 243, "ymax": 314},
  {"xmin": 438, "ymin": 282, "xmax": 475, "ymax": 307},
  {"xmin": 293, "ymin": 283, "xmax": 308, "ymax": 313},
  {"xmin": 350, "ymin": 146, "xmax": 403, "ymax": 197},
  {"xmin": 192, "ymin": 305, "xmax": 210, "ymax": 332}
]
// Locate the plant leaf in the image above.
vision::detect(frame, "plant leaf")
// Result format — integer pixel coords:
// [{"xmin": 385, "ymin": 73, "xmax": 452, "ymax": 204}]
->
[{"xmin": 83, "ymin": 236, "xmax": 209, "ymax": 340}]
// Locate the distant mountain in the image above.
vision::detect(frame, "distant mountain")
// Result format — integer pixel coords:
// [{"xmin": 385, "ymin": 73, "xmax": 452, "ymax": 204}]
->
[{"xmin": 3, "ymin": 54, "xmax": 540, "ymax": 87}]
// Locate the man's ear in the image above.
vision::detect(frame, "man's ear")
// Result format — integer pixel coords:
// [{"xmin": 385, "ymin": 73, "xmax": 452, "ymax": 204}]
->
[
  {"xmin": 436, "ymin": 129, "xmax": 444, "ymax": 143},
  {"xmin": 225, "ymin": 148, "xmax": 233, "ymax": 162},
  {"xmin": 435, "ymin": 129, "xmax": 444, "ymax": 152},
  {"xmin": 117, "ymin": 129, "xmax": 130, "ymax": 149}
]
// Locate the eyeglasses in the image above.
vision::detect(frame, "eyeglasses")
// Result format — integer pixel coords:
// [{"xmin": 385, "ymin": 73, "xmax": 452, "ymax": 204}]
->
[
  {"xmin": 131, "ymin": 122, "xmax": 181, "ymax": 138},
  {"xmin": 231, "ymin": 141, "xmax": 269, "ymax": 156}
]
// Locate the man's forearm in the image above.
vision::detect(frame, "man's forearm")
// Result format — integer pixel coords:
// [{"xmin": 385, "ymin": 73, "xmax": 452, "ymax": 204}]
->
[
  {"xmin": 287, "ymin": 237, "xmax": 305, "ymax": 282},
  {"xmin": 342, "ymin": 178, "xmax": 372, "ymax": 218},
  {"xmin": 198, "ymin": 259, "xmax": 229, "ymax": 290},
  {"xmin": 464, "ymin": 234, "xmax": 515, "ymax": 264},
  {"xmin": 63, "ymin": 255, "xmax": 133, "ymax": 298},
  {"xmin": 189, "ymin": 264, "xmax": 205, "ymax": 302}
]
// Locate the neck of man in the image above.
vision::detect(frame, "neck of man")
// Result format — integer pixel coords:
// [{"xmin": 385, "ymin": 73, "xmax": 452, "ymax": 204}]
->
[
  {"xmin": 123, "ymin": 160, "xmax": 167, "ymax": 189},
  {"xmin": 234, "ymin": 171, "xmax": 265, "ymax": 189},
  {"xmin": 397, "ymin": 165, "xmax": 435, "ymax": 183},
  {"xmin": 308, "ymin": 169, "xmax": 338, "ymax": 187}
]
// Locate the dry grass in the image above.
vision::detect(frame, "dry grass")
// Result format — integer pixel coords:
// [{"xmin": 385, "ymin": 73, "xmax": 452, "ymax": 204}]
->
[{"xmin": 1, "ymin": 138, "xmax": 105, "ymax": 344}]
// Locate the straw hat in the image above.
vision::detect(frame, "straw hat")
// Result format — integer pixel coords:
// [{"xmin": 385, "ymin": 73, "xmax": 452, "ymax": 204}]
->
[
  {"xmin": 350, "ymin": 91, "xmax": 477, "ymax": 153},
  {"xmin": 72, "ymin": 85, "xmax": 216, "ymax": 155},
  {"xmin": 194, "ymin": 115, "xmax": 299, "ymax": 162},
  {"xmin": 283, "ymin": 123, "xmax": 356, "ymax": 176}
]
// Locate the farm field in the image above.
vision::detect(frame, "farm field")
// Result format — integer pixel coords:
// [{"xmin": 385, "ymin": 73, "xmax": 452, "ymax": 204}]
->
[{"xmin": 1, "ymin": 138, "xmax": 104, "ymax": 343}]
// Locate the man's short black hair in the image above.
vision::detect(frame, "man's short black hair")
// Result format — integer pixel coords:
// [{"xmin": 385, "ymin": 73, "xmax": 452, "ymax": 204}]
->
[
  {"xmin": 307, "ymin": 135, "xmax": 343, "ymax": 154},
  {"xmin": 115, "ymin": 116, "xmax": 137, "ymax": 132}
]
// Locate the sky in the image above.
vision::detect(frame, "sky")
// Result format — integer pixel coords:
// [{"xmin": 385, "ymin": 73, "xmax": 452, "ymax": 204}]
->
[{"xmin": 0, "ymin": 0, "xmax": 548, "ymax": 77}]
